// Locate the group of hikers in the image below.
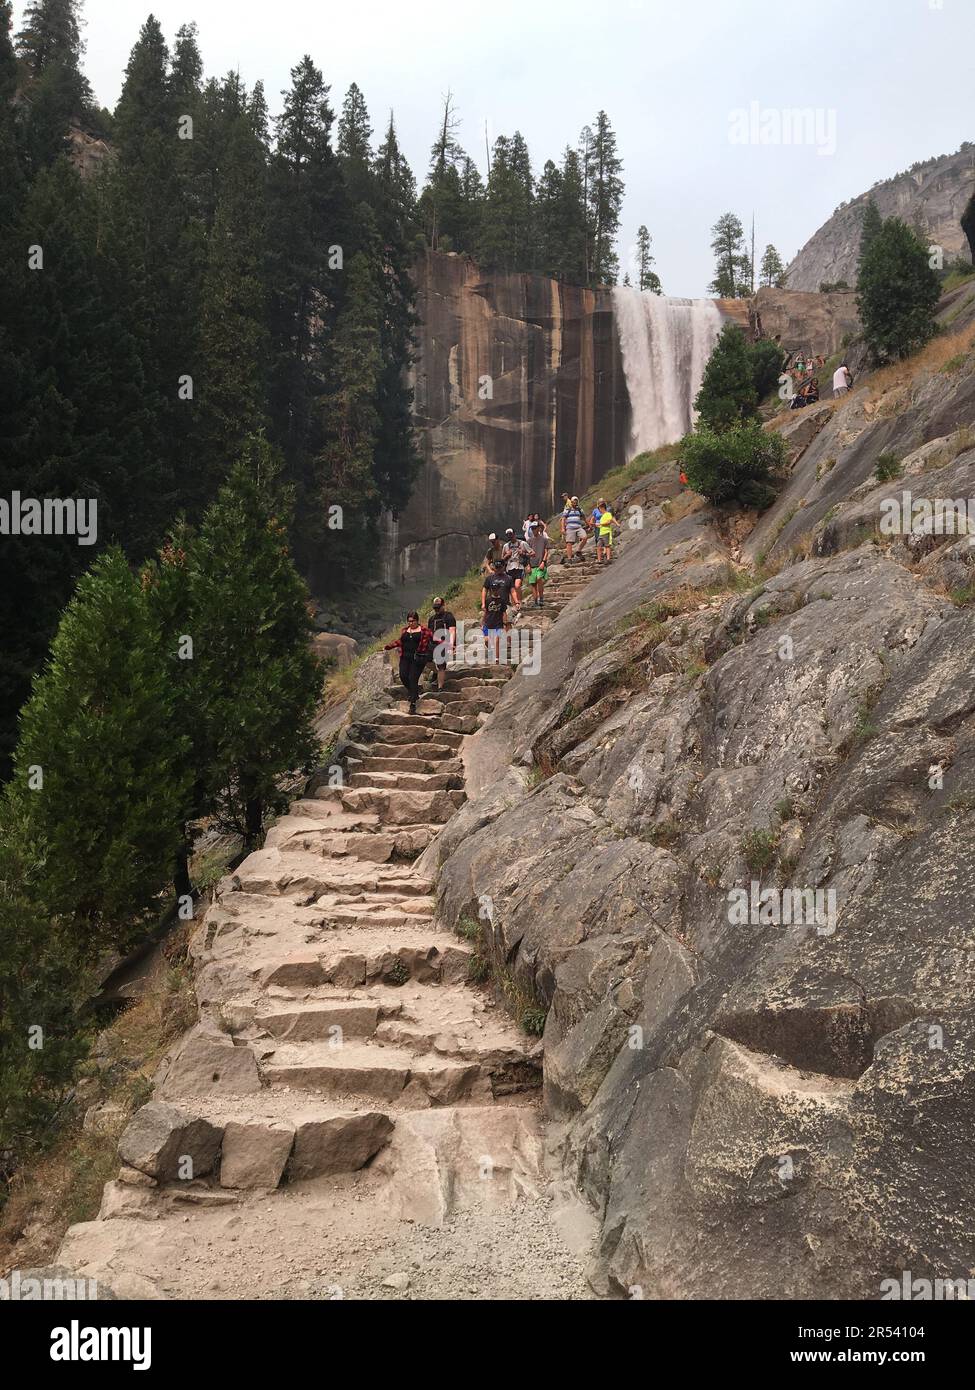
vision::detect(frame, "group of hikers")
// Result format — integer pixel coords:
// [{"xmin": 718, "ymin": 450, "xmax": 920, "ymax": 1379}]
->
[
  {"xmin": 384, "ymin": 494, "xmax": 621, "ymax": 711},
  {"xmin": 788, "ymin": 352, "xmax": 854, "ymax": 410}
]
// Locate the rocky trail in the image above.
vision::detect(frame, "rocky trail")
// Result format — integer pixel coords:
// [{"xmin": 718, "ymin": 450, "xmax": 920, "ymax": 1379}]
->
[{"xmin": 56, "ymin": 550, "xmax": 602, "ymax": 1300}]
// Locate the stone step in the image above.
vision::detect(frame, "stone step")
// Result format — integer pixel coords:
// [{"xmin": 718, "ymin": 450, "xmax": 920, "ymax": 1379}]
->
[
  {"xmin": 252, "ymin": 982, "xmax": 531, "ymax": 1056},
  {"xmin": 345, "ymin": 754, "xmax": 463, "ymax": 777},
  {"xmin": 343, "ymin": 740, "xmax": 458, "ymax": 763},
  {"xmin": 259, "ymin": 1040, "xmax": 539, "ymax": 1107},
  {"xmin": 372, "ymin": 710, "xmax": 446, "ymax": 729},
  {"xmin": 354, "ymin": 724, "xmax": 464, "ymax": 749},
  {"xmin": 256, "ymin": 929, "xmax": 472, "ymax": 991},
  {"xmin": 348, "ymin": 770, "xmax": 460, "ymax": 792},
  {"xmin": 315, "ymin": 785, "xmax": 465, "ymax": 826},
  {"xmin": 235, "ymin": 848, "xmax": 435, "ymax": 900},
  {"xmin": 268, "ymin": 821, "xmax": 441, "ymax": 863}
]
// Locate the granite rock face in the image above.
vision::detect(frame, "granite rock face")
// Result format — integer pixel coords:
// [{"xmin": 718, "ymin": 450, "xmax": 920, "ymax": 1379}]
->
[
  {"xmin": 424, "ymin": 351, "xmax": 975, "ymax": 1296},
  {"xmin": 787, "ymin": 145, "xmax": 975, "ymax": 291},
  {"xmin": 400, "ymin": 254, "xmax": 864, "ymax": 588},
  {"xmin": 399, "ymin": 251, "xmax": 630, "ymax": 584}
]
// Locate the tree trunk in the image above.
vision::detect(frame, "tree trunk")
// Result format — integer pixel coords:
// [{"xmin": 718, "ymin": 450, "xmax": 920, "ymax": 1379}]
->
[{"xmin": 244, "ymin": 796, "xmax": 264, "ymax": 849}]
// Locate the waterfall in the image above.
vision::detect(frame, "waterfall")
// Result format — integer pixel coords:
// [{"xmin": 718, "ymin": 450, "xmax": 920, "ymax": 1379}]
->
[{"xmin": 612, "ymin": 288, "xmax": 724, "ymax": 455}]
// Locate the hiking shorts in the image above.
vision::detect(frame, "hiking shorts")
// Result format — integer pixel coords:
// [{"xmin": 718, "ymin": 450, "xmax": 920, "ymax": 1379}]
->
[
  {"xmin": 529, "ymin": 566, "xmax": 547, "ymax": 584},
  {"xmin": 566, "ymin": 525, "xmax": 587, "ymax": 543},
  {"xmin": 598, "ymin": 531, "xmax": 614, "ymax": 547},
  {"xmin": 482, "ymin": 619, "xmax": 506, "ymax": 635},
  {"xmin": 833, "ymin": 385, "xmax": 848, "ymax": 398},
  {"xmin": 507, "ymin": 568, "xmax": 524, "ymax": 582}
]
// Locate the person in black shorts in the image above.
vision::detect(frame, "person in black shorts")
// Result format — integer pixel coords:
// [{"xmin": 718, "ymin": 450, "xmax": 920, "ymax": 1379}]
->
[
  {"xmin": 384, "ymin": 611, "xmax": 433, "ymax": 713},
  {"xmin": 426, "ymin": 596, "xmax": 457, "ymax": 690},
  {"xmin": 481, "ymin": 559, "xmax": 512, "ymax": 664},
  {"xmin": 502, "ymin": 528, "xmax": 531, "ymax": 616}
]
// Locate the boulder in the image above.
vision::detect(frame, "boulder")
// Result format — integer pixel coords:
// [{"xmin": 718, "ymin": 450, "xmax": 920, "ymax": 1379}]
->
[
  {"xmin": 158, "ymin": 1027, "xmax": 262, "ymax": 1100},
  {"xmin": 117, "ymin": 1101, "xmax": 223, "ymax": 1181},
  {"xmin": 287, "ymin": 1112, "xmax": 394, "ymax": 1180},
  {"xmin": 219, "ymin": 1120, "xmax": 295, "ymax": 1190}
]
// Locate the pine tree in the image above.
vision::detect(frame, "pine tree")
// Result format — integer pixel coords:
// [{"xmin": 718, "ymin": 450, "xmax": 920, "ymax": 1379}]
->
[
  {"xmin": 587, "ymin": 112, "xmax": 623, "ymax": 285},
  {"xmin": 0, "ymin": 824, "xmax": 93, "ymax": 1172},
  {"xmin": 189, "ymin": 437, "xmax": 322, "ymax": 845},
  {"xmin": 266, "ymin": 56, "xmax": 349, "ymax": 565},
  {"xmin": 479, "ymin": 133, "xmax": 534, "ymax": 270},
  {"xmin": 7, "ymin": 547, "xmax": 190, "ymax": 950},
  {"xmin": 708, "ymin": 212, "xmax": 751, "ymax": 297},
  {"xmin": 857, "ymin": 216, "xmax": 941, "ymax": 362},
  {"xmin": 636, "ymin": 225, "xmax": 662, "ymax": 293},
  {"xmin": 317, "ymin": 214, "xmax": 383, "ymax": 569},
  {"xmin": 420, "ymin": 90, "xmax": 465, "ymax": 250},
  {"xmin": 14, "ymin": 0, "xmax": 94, "ymax": 171},
  {"xmin": 694, "ymin": 322, "xmax": 758, "ymax": 430},
  {"xmin": 196, "ymin": 108, "xmax": 269, "ymax": 495},
  {"xmin": 535, "ymin": 159, "xmax": 564, "ymax": 278},
  {"xmin": 169, "ymin": 20, "xmax": 202, "ymax": 111},
  {"xmin": 373, "ymin": 113, "xmax": 422, "ymax": 518},
  {"xmin": 858, "ymin": 198, "xmax": 883, "ymax": 263},
  {"xmin": 759, "ymin": 243, "xmax": 787, "ymax": 288},
  {"xmin": 557, "ymin": 146, "xmax": 588, "ymax": 284},
  {"xmin": 337, "ymin": 81, "xmax": 374, "ymax": 208}
]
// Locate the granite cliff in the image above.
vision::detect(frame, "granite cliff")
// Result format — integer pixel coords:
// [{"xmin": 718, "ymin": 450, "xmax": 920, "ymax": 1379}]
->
[{"xmin": 787, "ymin": 145, "xmax": 975, "ymax": 291}]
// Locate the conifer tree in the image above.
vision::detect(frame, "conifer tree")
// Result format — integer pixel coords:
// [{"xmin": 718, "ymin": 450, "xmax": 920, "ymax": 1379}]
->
[
  {"xmin": 373, "ymin": 113, "xmax": 422, "ymax": 517},
  {"xmin": 7, "ymin": 547, "xmax": 189, "ymax": 950},
  {"xmin": 420, "ymin": 90, "xmax": 465, "ymax": 249},
  {"xmin": 338, "ymin": 81, "xmax": 374, "ymax": 207},
  {"xmin": 858, "ymin": 198, "xmax": 883, "ymax": 263},
  {"xmin": 196, "ymin": 108, "xmax": 269, "ymax": 494},
  {"xmin": 636, "ymin": 225, "xmax": 662, "ymax": 293},
  {"xmin": 267, "ymin": 55, "xmax": 348, "ymax": 560},
  {"xmin": 189, "ymin": 437, "xmax": 322, "ymax": 846},
  {"xmin": 694, "ymin": 323, "xmax": 758, "ymax": 430},
  {"xmin": 857, "ymin": 216, "xmax": 941, "ymax": 362},
  {"xmin": 759, "ymin": 243, "xmax": 787, "ymax": 288},
  {"xmin": 708, "ymin": 212, "xmax": 751, "ymax": 297},
  {"xmin": 14, "ymin": 0, "xmax": 94, "ymax": 170},
  {"xmin": 587, "ymin": 111, "xmax": 623, "ymax": 285}
]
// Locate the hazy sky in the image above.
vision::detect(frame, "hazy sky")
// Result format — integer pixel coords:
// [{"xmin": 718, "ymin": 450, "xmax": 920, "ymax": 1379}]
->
[{"xmin": 15, "ymin": 0, "xmax": 975, "ymax": 295}]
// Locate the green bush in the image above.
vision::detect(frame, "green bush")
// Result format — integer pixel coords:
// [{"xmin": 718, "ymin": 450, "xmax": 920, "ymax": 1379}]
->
[
  {"xmin": 874, "ymin": 450, "xmax": 902, "ymax": 482},
  {"xmin": 679, "ymin": 422, "xmax": 787, "ymax": 508}
]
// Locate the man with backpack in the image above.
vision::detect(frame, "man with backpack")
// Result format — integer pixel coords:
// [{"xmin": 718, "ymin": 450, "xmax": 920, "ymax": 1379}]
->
[
  {"xmin": 502, "ymin": 528, "xmax": 532, "ymax": 616},
  {"xmin": 560, "ymin": 495, "xmax": 589, "ymax": 562},
  {"xmin": 526, "ymin": 520, "xmax": 550, "ymax": 607},
  {"xmin": 427, "ymin": 596, "xmax": 457, "ymax": 690}
]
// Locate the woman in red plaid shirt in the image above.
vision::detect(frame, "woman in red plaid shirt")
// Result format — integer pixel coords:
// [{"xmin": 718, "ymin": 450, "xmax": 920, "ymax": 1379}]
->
[{"xmin": 384, "ymin": 611, "xmax": 434, "ymax": 713}]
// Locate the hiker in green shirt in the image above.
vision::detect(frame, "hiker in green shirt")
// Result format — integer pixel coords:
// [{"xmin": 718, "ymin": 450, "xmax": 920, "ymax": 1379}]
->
[{"xmin": 595, "ymin": 500, "xmax": 621, "ymax": 563}]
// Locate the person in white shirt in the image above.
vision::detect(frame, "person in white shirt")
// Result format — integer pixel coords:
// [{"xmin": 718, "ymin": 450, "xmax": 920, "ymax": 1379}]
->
[{"xmin": 832, "ymin": 363, "xmax": 852, "ymax": 398}]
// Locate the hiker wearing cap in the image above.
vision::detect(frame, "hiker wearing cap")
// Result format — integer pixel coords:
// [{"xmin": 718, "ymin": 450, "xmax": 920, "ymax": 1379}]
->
[
  {"xmin": 502, "ymin": 528, "xmax": 532, "ymax": 614},
  {"xmin": 561, "ymin": 495, "xmax": 589, "ymax": 563},
  {"xmin": 481, "ymin": 559, "xmax": 513, "ymax": 664},
  {"xmin": 427, "ymin": 596, "xmax": 457, "ymax": 690},
  {"xmin": 383, "ymin": 611, "xmax": 434, "ymax": 714},
  {"xmin": 595, "ymin": 500, "xmax": 621, "ymax": 563},
  {"xmin": 527, "ymin": 521, "xmax": 550, "ymax": 607},
  {"xmin": 482, "ymin": 532, "xmax": 505, "ymax": 576}
]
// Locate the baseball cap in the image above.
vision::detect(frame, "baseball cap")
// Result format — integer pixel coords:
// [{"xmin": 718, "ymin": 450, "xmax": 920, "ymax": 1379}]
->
[
  {"xmin": 505, "ymin": 528, "xmax": 514, "ymax": 536},
  {"xmin": 488, "ymin": 532, "xmax": 497, "ymax": 541}
]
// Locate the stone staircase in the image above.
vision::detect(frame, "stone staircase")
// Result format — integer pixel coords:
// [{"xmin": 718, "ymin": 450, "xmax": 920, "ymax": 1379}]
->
[{"xmin": 57, "ymin": 548, "xmax": 603, "ymax": 1299}]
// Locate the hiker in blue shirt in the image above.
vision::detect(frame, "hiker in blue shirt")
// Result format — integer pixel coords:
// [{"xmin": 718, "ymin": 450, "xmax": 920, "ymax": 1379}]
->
[{"xmin": 560, "ymin": 495, "xmax": 589, "ymax": 564}]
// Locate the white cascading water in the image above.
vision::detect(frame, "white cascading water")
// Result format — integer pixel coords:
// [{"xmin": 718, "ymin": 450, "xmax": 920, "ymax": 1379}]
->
[{"xmin": 612, "ymin": 287, "xmax": 725, "ymax": 455}]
